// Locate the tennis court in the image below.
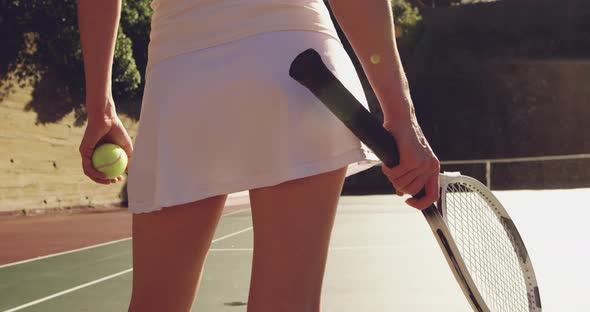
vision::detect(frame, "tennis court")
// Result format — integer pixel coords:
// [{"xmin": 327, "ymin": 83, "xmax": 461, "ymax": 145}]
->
[
  {"xmin": 1, "ymin": 187, "xmax": 588, "ymax": 311},
  {"xmin": 2, "ymin": 0, "xmax": 588, "ymax": 310}
]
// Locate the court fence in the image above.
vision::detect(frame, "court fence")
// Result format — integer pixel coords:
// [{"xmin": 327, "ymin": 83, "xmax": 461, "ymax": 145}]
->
[
  {"xmin": 440, "ymin": 153, "xmax": 590, "ymax": 190},
  {"xmin": 342, "ymin": 153, "xmax": 590, "ymax": 195}
]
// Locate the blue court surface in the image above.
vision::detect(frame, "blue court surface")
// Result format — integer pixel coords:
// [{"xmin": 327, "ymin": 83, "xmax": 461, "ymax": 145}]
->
[{"xmin": 1, "ymin": 189, "xmax": 589, "ymax": 311}]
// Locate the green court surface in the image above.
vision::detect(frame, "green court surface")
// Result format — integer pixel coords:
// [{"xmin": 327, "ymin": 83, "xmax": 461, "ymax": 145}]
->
[{"xmin": 1, "ymin": 190, "xmax": 589, "ymax": 311}]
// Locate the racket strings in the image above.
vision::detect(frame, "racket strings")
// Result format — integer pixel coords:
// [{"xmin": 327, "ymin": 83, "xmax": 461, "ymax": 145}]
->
[{"xmin": 444, "ymin": 182, "xmax": 530, "ymax": 311}]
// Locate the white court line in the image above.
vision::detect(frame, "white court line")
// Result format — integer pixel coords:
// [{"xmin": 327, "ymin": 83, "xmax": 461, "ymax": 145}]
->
[
  {"xmin": 0, "ymin": 208, "xmax": 250, "ymax": 269},
  {"xmin": 2, "ymin": 225, "xmax": 253, "ymax": 312},
  {"xmin": 3, "ymin": 269, "xmax": 133, "ymax": 312},
  {"xmin": 209, "ymin": 246, "xmax": 426, "ymax": 252},
  {"xmin": 0, "ymin": 238, "xmax": 131, "ymax": 269},
  {"xmin": 221, "ymin": 207, "xmax": 250, "ymax": 218},
  {"xmin": 212, "ymin": 227, "xmax": 252, "ymax": 243}
]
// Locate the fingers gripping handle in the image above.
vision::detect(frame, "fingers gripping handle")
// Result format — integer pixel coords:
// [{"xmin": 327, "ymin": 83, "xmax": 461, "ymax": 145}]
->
[{"xmin": 289, "ymin": 48, "xmax": 427, "ymax": 200}]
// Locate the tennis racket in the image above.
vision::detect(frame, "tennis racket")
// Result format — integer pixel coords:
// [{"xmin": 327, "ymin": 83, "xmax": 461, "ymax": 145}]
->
[{"xmin": 289, "ymin": 48, "xmax": 542, "ymax": 312}]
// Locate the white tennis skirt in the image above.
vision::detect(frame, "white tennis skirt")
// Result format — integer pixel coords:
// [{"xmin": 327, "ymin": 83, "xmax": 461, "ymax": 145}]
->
[{"xmin": 127, "ymin": 30, "xmax": 381, "ymax": 214}]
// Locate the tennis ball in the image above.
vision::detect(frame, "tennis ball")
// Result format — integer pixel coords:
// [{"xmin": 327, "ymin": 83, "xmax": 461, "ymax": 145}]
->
[{"xmin": 92, "ymin": 143, "xmax": 128, "ymax": 179}]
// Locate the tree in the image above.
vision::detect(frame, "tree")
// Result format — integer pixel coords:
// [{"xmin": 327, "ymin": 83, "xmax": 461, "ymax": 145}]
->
[{"xmin": 0, "ymin": 0, "xmax": 152, "ymax": 125}]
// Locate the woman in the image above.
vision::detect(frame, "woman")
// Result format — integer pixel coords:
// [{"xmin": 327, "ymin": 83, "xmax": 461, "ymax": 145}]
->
[{"xmin": 77, "ymin": 0, "xmax": 440, "ymax": 311}]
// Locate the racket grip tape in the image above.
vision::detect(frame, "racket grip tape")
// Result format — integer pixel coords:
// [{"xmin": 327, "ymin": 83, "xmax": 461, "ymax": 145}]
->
[{"xmin": 289, "ymin": 48, "xmax": 428, "ymax": 200}]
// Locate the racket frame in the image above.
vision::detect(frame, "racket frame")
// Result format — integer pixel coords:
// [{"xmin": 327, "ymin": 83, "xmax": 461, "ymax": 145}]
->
[
  {"xmin": 422, "ymin": 191, "xmax": 490, "ymax": 312},
  {"xmin": 436, "ymin": 173, "xmax": 542, "ymax": 311}
]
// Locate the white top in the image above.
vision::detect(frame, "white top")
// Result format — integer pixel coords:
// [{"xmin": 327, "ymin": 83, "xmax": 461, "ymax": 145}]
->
[{"xmin": 146, "ymin": 0, "xmax": 341, "ymax": 72}]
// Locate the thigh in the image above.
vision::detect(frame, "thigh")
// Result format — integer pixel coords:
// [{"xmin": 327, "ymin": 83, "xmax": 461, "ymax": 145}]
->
[
  {"xmin": 128, "ymin": 195, "xmax": 227, "ymax": 312},
  {"xmin": 247, "ymin": 166, "xmax": 347, "ymax": 311}
]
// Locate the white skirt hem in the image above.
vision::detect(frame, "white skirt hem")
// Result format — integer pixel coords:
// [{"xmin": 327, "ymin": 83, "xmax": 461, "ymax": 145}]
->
[{"xmin": 128, "ymin": 148, "xmax": 381, "ymax": 214}]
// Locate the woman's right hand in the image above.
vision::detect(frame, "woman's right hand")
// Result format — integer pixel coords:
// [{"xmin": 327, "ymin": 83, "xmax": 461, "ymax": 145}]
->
[
  {"xmin": 79, "ymin": 101, "xmax": 133, "ymax": 185},
  {"xmin": 380, "ymin": 118, "xmax": 440, "ymax": 210}
]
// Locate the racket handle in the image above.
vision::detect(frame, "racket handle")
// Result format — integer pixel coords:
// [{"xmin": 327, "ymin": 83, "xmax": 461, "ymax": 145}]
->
[
  {"xmin": 289, "ymin": 49, "xmax": 428, "ymax": 200},
  {"xmin": 289, "ymin": 49, "xmax": 400, "ymax": 169},
  {"xmin": 414, "ymin": 187, "xmax": 427, "ymax": 199}
]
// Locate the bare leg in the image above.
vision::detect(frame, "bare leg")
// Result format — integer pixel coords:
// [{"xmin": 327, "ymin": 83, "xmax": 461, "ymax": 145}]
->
[
  {"xmin": 128, "ymin": 194, "xmax": 227, "ymax": 312},
  {"xmin": 247, "ymin": 166, "xmax": 348, "ymax": 312}
]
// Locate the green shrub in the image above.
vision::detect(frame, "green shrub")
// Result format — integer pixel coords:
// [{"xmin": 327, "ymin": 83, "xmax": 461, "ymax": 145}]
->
[{"xmin": 0, "ymin": 0, "xmax": 152, "ymax": 124}]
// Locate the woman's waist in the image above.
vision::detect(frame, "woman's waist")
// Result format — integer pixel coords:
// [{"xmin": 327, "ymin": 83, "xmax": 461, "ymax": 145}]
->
[{"xmin": 146, "ymin": 1, "xmax": 340, "ymax": 70}]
